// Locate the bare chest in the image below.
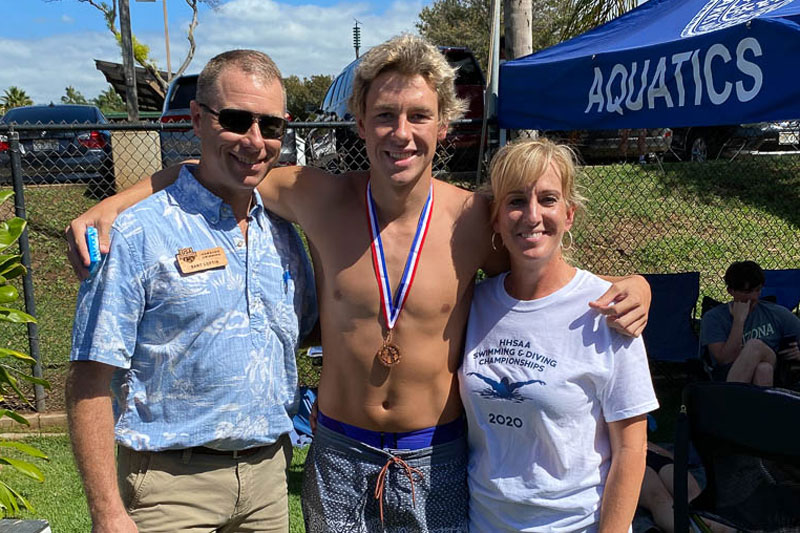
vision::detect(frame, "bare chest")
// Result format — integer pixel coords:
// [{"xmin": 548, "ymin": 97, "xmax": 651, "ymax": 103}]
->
[{"xmin": 305, "ymin": 202, "xmax": 471, "ymax": 325}]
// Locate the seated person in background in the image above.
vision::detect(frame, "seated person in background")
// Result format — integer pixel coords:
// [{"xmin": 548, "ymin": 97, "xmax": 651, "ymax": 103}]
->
[
  {"xmin": 700, "ymin": 261, "xmax": 800, "ymax": 386},
  {"xmin": 638, "ymin": 442, "xmax": 734, "ymax": 533}
]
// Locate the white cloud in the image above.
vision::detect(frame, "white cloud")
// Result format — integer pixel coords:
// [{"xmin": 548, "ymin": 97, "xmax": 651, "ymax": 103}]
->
[
  {"xmin": 61, "ymin": 14, "xmax": 75, "ymax": 24},
  {"xmin": 0, "ymin": 32, "xmax": 119, "ymax": 104},
  {"xmin": 0, "ymin": 0, "xmax": 425, "ymax": 106}
]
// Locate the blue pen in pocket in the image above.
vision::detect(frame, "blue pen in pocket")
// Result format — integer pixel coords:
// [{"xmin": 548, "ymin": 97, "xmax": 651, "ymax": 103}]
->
[
  {"xmin": 86, "ymin": 226, "xmax": 101, "ymax": 276},
  {"xmin": 283, "ymin": 269, "xmax": 292, "ymax": 294}
]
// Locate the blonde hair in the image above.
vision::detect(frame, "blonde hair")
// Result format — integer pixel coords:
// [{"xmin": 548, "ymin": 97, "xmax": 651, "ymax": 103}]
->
[
  {"xmin": 349, "ymin": 34, "xmax": 468, "ymax": 127},
  {"xmin": 488, "ymin": 138, "xmax": 586, "ymax": 225}
]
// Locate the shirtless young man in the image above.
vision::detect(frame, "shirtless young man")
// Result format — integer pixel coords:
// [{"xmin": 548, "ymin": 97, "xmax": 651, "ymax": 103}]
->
[{"xmin": 67, "ymin": 35, "xmax": 650, "ymax": 532}]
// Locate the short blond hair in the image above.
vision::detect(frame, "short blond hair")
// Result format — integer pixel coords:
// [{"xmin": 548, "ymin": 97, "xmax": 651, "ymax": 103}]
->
[
  {"xmin": 349, "ymin": 34, "xmax": 468, "ymax": 127},
  {"xmin": 488, "ymin": 138, "xmax": 586, "ymax": 225},
  {"xmin": 196, "ymin": 49, "xmax": 285, "ymax": 108}
]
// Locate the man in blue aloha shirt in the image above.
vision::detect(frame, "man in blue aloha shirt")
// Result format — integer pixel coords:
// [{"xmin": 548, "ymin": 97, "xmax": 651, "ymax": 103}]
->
[{"xmin": 66, "ymin": 49, "xmax": 317, "ymax": 533}]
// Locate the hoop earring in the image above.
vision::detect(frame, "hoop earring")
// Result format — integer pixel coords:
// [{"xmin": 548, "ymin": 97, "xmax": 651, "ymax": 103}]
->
[
  {"xmin": 491, "ymin": 232, "xmax": 502, "ymax": 251},
  {"xmin": 561, "ymin": 230, "xmax": 574, "ymax": 251}
]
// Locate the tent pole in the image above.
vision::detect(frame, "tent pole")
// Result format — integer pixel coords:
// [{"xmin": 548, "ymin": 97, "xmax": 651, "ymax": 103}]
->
[{"xmin": 477, "ymin": 0, "xmax": 502, "ymax": 182}]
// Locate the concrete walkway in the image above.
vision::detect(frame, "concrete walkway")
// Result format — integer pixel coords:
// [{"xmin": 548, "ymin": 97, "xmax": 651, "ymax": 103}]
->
[{"xmin": 0, "ymin": 412, "xmax": 66, "ymax": 434}]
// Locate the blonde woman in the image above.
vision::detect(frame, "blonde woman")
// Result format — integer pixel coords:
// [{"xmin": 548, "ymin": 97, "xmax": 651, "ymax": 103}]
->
[{"xmin": 459, "ymin": 139, "xmax": 658, "ymax": 532}]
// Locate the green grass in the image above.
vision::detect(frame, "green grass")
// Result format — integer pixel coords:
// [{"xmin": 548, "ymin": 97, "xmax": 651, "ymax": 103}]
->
[
  {"xmin": 2, "ymin": 435, "xmax": 310, "ymax": 532},
  {"xmin": 573, "ymin": 155, "xmax": 800, "ymax": 301},
  {"xmin": 1, "ymin": 435, "xmax": 91, "ymax": 532}
]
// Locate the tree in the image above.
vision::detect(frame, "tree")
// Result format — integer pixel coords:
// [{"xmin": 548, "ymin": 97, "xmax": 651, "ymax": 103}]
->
[
  {"xmin": 284, "ymin": 74, "xmax": 334, "ymax": 121},
  {"xmin": 61, "ymin": 86, "xmax": 88, "ymax": 105},
  {"xmin": 1, "ymin": 87, "xmax": 33, "ymax": 111},
  {"xmin": 417, "ymin": 0, "xmax": 493, "ymax": 72},
  {"xmin": 92, "ymin": 85, "xmax": 126, "ymax": 115},
  {"xmin": 417, "ymin": 0, "xmax": 637, "ymax": 70},
  {"xmin": 52, "ymin": 0, "xmax": 218, "ymax": 98},
  {"xmin": 559, "ymin": 0, "xmax": 638, "ymax": 42}
]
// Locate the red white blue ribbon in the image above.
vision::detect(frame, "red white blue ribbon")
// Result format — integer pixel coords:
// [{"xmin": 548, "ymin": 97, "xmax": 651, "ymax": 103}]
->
[{"xmin": 366, "ymin": 180, "xmax": 434, "ymax": 330}]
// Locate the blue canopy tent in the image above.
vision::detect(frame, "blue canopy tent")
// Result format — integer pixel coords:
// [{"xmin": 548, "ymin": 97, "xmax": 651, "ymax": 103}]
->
[{"xmin": 498, "ymin": 0, "xmax": 800, "ymax": 130}]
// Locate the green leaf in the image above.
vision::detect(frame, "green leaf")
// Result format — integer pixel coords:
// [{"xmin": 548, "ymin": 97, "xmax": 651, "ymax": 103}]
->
[
  {"xmin": 0, "ymin": 308, "xmax": 35, "ymax": 323},
  {"xmin": 0, "ymin": 347, "xmax": 34, "ymax": 362},
  {"xmin": 0, "ymin": 409, "xmax": 30, "ymax": 426},
  {"xmin": 6, "ymin": 484, "xmax": 33, "ymax": 512},
  {"xmin": 0, "ymin": 480, "xmax": 34, "ymax": 515},
  {"xmin": 0, "ymin": 191, "xmax": 14, "ymax": 206},
  {"xmin": 0, "ymin": 218, "xmax": 26, "ymax": 251},
  {"xmin": 0, "ymin": 254, "xmax": 21, "ymax": 274},
  {"xmin": 0, "ymin": 481, "xmax": 20, "ymax": 516},
  {"xmin": 0, "ymin": 285, "xmax": 18, "ymax": 304},
  {"xmin": 0, "ymin": 367, "xmax": 26, "ymax": 401},
  {"xmin": 0, "ymin": 264, "xmax": 26, "ymax": 281},
  {"xmin": 0, "ymin": 457, "xmax": 45, "ymax": 482},
  {"xmin": 17, "ymin": 374, "xmax": 50, "ymax": 389},
  {"xmin": 0, "ymin": 441, "xmax": 48, "ymax": 459}
]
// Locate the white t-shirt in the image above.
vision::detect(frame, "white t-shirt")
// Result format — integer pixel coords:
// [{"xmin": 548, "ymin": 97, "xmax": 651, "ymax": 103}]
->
[{"xmin": 459, "ymin": 270, "xmax": 658, "ymax": 533}]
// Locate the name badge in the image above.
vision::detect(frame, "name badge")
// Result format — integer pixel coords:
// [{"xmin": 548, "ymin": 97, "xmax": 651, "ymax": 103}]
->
[{"xmin": 176, "ymin": 247, "xmax": 227, "ymax": 274}]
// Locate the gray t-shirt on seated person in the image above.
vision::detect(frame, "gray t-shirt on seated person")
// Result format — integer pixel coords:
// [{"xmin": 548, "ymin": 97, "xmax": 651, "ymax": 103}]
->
[{"xmin": 700, "ymin": 300, "xmax": 800, "ymax": 357}]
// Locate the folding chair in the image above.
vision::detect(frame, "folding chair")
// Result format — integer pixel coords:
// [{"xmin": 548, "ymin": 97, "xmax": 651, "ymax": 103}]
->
[
  {"xmin": 762, "ymin": 269, "xmax": 800, "ymax": 313},
  {"xmin": 642, "ymin": 272, "xmax": 702, "ymax": 381},
  {"xmin": 674, "ymin": 382, "xmax": 800, "ymax": 532}
]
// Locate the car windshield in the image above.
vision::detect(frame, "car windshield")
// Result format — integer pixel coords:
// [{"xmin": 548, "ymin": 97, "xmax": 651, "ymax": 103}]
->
[
  {"xmin": 167, "ymin": 77, "xmax": 198, "ymax": 109},
  {"xmin": 444, "ymin": 50, "xmax": 484, "ymax": 86},
  {"xmin": 1, "ymin": 106, "xmax": 102, "ymax": 125}
]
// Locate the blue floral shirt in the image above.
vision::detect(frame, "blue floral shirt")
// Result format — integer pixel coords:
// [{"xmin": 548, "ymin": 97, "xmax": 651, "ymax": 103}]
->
[{"xmin": 71, "ymin": 166, "xmax": 317, "ymax": 451}]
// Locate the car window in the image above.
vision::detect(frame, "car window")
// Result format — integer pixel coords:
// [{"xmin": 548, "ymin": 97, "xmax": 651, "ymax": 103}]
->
[
  {"xmin": 334, "ymin": 74, "xmax": 346, "ymax": 108},
  {"xmin": 1, "ymin": 106, "xmax": 101, "ymax": 124},
  {"xmin": 322, "ymin": 79, "xmax": 335, "ymax": 110},
  {"xmin": 444, "ymin": 50, "xmax": 484, "ymax": 86},
  {"xmin": 167, "ymin": 77, "xmax": 198, "ymax": 110},
  {"xmin": 341, "ymin": 68, "xmax": 354, "ymax": 112}
]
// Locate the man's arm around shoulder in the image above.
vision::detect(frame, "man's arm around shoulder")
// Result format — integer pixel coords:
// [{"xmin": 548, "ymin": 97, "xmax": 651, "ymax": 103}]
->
[
  {"xmin": 590, "ymin": 274, "xmax": 651, "ymax": 338},
  {"xmin": 66, "ymin": 162, "xmax": 189, "ymax": 280},
  {"xmin": 66, "ymin": 361, "xmax": 138, "ymax": 533}
]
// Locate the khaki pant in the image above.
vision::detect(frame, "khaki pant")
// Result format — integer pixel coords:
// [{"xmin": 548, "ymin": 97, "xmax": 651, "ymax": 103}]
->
[{"xmin": 117, "ymin": 435, "xmax": 291, "ymax": 533}]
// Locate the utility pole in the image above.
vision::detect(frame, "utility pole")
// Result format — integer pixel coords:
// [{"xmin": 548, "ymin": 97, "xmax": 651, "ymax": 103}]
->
[
  {"xmin": 119, "ymin": 0, "xmax": 140, "ymax": 121},
  {"xmin": 163, "ymin": 0, "xmax": 172, "ymax": 81},
  {"xmin": 135, "ymin": 0, "xmax": 171, "ymax": 81},
  {"xmin": 353, "ymin": 20, "xmax": 361, "ymax": 59}
]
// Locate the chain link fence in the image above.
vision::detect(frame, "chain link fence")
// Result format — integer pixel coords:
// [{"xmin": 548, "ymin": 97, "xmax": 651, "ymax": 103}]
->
[
  {"xmin": 1, "ymin": 119, "xmax": 798, "ymax": 410},
  {"xmin": 511, "ymin": 122, "xmax": 800, "ymax": 303}
]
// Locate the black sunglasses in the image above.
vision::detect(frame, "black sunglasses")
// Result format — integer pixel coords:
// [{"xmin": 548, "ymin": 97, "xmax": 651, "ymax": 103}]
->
[{"xmin": 198, "ymin": 103, "xmax": 287, "ymax": 139}]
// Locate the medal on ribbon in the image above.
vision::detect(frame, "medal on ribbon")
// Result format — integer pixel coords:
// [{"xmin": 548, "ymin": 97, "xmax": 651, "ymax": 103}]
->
[{"xmin": 365, "ymin": 180, "xmax": 434, "ymax": 367}]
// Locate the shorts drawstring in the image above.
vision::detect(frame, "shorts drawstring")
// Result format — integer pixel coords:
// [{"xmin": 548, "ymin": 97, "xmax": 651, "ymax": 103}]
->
[{"xmin": 373, "ymin": 454, "xmax": 424, "ymax": 524}]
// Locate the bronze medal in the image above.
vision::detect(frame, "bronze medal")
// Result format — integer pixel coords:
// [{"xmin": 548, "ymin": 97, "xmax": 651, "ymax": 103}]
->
[
  {"xmin": 365, "ymin": 180, "xmax": 433, "ymax": 370},
  {"xmin": 377, "ymin": 342, "xmax": 401, "ymax": 367},
  {"xmin": 376, "ymin": 330, "xmax": 401, "ymax": 366}
]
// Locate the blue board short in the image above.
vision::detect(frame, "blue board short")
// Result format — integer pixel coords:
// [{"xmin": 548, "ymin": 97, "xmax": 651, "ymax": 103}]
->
[{"xmin": 302, "ymin": 412, "xmax": 469, "ymax": 533}]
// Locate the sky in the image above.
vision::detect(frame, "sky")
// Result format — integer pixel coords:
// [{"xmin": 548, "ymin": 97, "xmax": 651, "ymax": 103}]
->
[{"xmin": 0, "ymin": 0, "xmax": 431, "ymax": 105}]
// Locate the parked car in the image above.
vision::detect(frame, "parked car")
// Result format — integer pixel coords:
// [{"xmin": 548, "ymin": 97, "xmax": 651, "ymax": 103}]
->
[
  {"xmin": 159, "ymin": 74, "xmax": 298, "ymax": 168},
  {"xmin": 669, "ymin": 125, "xmax": 764, "ymax": 162},
  {"xmin": 668, "ymin": 122, "xmax": 800, "ymax": 162},
  {"xmin": 736, "ymin": 121, "xmax": 800, "ymax": 153},
  {"xmin": 544, "ymin": 128, "xmax": 674, "ymax": 163},
  {"xmin": 0, "ymin": 104, "xmax": 114, "ymax": 192},
  {"xmin": 307, "ymin": 46, "xmax": 486, "ymax": 175}
]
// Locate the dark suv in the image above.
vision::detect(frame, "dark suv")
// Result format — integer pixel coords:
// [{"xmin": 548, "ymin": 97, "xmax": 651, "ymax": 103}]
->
[
  {"xmin": 308, "ymin": 46, "xmax": 485, "ymax": 175},
  {"xmin": 159, "ymin": 74, "xmax": 298, "ymax": 168}
]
